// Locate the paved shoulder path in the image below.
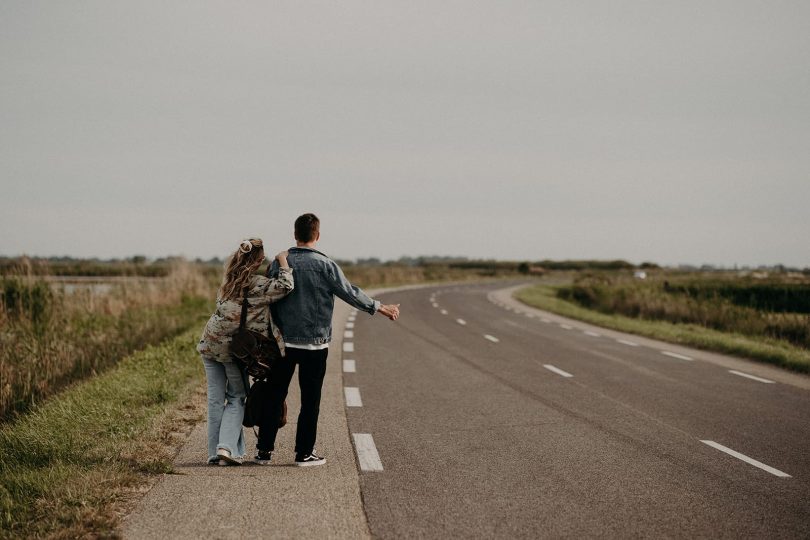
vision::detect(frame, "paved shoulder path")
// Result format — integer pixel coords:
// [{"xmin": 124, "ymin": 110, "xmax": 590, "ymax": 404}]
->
[{"xmin": 122, "ymin": 300, "xmax": 366, "ymax": 539}]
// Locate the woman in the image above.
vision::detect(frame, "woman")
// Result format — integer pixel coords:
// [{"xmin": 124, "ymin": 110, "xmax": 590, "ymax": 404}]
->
[{"xmin": 197, "ymin": 238, "xmax": 293, "ymax": 465}]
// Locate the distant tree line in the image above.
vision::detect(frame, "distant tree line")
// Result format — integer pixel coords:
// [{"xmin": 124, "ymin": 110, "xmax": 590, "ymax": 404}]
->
[{"xmin": 2, "ymin": 255, "xmax": 807, "ymax": 277}]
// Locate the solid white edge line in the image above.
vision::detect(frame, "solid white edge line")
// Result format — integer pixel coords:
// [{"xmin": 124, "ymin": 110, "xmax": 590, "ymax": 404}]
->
[
  {"xmin": 700, "ymin": 440, "xmax": 791, "ymax": 477},
  {"xmin": 353, "ymin": 433, "xmax": 384, "ymax": 472},
  {"xmin": 343, "ymin": 359, "xmax": 356, "ymax": 373},
  {"xmin": 343, "ymin": 342, "xmax": 354, "ymax": 352},
  {"xmin": 728, "ymin": 370, "xmax": 775, "ymax": 384},
  {"xmin": 543, "ymin": 364, "xmax": 573, "ymax": 378},
  {"xmin": 344, "ymin": 387, "xmax": 363, "ymax": 407},
  {"xmin": 483, "ymin": 334, "xmax": 500, "ymax": 343},
  {"xmin": 617, "ymin": 339, "xmax": 639, "ymax": 347},
  {"xmin": 344, "ymin": 330, "xmax": 354, "ymax": 338},
  {"xmin": 456, "ymin": 319, "xmax": 467, "ymax": 325},
  {"xmin": 661, "ymin": 351, "xmax": 693, "ymax": 361}
]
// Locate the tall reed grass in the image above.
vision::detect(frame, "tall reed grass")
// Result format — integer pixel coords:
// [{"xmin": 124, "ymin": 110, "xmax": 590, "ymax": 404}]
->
[
  {"xmin": 342, "ymin": 263, "xmax": 518, "ymax": 288},
  {"xmin": 0, "ymin": 261, "xmax": 212, "ymax": 420}
]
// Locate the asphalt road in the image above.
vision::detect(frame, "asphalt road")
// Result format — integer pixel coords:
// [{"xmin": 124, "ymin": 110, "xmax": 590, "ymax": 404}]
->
[{"xmin": 343, "ymin": 282, "xmax": 810, "ymax": 538}]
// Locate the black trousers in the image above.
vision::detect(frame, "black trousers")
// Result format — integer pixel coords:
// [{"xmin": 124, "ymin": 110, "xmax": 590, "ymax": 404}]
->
[{"xmin": 257, "ymin": 347, "xmax": 328, "ymax": 455}]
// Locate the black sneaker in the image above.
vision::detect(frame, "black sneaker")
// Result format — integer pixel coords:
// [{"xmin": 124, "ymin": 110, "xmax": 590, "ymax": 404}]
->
[
  {"xmin": 295, "ymin": 451, "xmax": 326, "ymax": 467},
  {"xmin": 254, "ymin": 450, "xmax": 272, "ymax": 465}
]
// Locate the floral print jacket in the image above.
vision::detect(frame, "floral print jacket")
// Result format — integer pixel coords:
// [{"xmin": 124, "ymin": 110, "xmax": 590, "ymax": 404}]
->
[{"xmin": 197, "ymin": 268, "xmax": 294, "ymax": 362}]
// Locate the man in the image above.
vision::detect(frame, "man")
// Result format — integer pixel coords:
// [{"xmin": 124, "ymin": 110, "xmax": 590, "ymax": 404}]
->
[{"xmin": 256, "ymin": 213, "xmax": 400, "ymax": 466}]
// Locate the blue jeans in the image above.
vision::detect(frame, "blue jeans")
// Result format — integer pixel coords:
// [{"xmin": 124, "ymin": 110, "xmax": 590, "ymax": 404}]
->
[{"xmin": 202, "ymin": 356, "xmax": 247, "ymax": 462}]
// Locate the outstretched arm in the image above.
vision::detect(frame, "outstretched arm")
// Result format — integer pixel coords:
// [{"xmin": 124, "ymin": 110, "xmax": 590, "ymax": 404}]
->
[{"xmin": 327, "ymin": 261, "xmax": 399, "ymax": 320}]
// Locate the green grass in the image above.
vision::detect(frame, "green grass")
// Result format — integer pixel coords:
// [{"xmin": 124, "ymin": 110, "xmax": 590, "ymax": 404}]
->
[
  {"xmin": 515, "ymin": 284, "xmax": 810, "ymax": 373},
  {"xmin": 0, "ymin": 327, "xmax": 206, "ymax": 539}
]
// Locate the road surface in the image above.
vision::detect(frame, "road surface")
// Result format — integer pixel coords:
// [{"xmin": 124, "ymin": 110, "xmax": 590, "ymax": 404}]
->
[{"xmin": 344, "ymin": 282, "xmax": 810, "ymax": 538}]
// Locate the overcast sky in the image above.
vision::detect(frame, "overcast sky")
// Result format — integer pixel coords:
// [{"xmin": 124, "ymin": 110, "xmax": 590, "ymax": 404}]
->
[{"xmin": 1, "ymin": 1, "xmax": 808, "ymax": 267}]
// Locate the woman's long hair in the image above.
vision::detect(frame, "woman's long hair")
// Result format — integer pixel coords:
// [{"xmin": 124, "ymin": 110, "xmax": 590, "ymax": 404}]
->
[{"xmin": 219, "ymin": 238, "xmax": 265, "ymax": 301}]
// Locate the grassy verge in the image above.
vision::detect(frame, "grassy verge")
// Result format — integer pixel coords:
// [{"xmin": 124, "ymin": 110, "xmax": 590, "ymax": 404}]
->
[
  {"xmin": 0, "ymin": 327, "xmax": 206, "ymax": 539},
  {"xmin": 515, "ymin": 284, "xmax": 810, "ymax": 373}
]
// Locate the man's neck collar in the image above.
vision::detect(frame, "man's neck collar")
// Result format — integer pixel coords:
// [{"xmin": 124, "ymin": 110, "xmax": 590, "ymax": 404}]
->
[{"xmin": 291, "ymin": 245, "xmax": 325, "ymax": 255}]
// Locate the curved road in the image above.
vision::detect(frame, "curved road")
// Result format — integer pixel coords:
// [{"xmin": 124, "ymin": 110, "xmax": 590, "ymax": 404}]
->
[{"xmin": 344, "ymin": 282, "xmax": 810, "ymax": 538}]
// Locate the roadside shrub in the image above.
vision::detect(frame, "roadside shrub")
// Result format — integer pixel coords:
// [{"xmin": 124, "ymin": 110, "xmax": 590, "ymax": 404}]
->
[
  {"xmin": 2, "ymin": 278, "xmax": 53, "ymax": 334},
  {"xmin": 557, "ymin": 273, "xmax": 810, "ymax": 350}
]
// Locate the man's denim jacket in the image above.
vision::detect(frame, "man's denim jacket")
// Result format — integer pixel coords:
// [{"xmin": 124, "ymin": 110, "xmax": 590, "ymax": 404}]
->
[{"xmin": 267, "ymin": 247, "xmax": 380, "ymax": 345}]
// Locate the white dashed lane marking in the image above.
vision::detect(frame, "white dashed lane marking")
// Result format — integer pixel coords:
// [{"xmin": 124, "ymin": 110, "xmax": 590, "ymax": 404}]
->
[
  {"xmin": 344, "ymin": 330, "xmax": 354, "ymax": 339},
  {"xmin": 343, "ymin": 342, "xmax": 354, "ymax": 353},
  {"xmin": 440, "ymin": 309, "xmax": 448, "ymax": 315},
  {"xmin": 541, "ymin": 318, "xmax": 551, "ymax": 324},
  {"xmin": 456, "ymin": 319, "xmax": 467, "ymax": 326},
  {"xmin": 661, "ymin": 351, "xmax": 693, "ymax": 361},
  {"xmin": 346, "ymin": 322, "xmax": 355, "ymax": 329},
  {"xmin": 353, "ymin": 434, "xmax": 384, "ymax": 472},
  {"xmin": 560, "ymin": 324, "xmax": 574, "ymax": 330},
  {"xmin": 584, "ymin": 331, "xmax": 601, "ymax": 337},
  {"xmin": 700, "ymin": 440, "xmax": 791, "ymax": 477},
  {"xmin": 343, "ymin": 359, "xmax": 356, "ymax": 373},
  {"xmin": 617, "ymin": 339, "xmax": 639, "ymax": 347},
  {"xmin": 728, "ymin": 370, "xmax": 775, "ymax": 384},
  {"xmin": 344, "ymin": 387, "xmax": 363, "ymax": 407},
  {"xmin": 483, "ymin": 334, "xmax": 500, "ymax": 343},
  {"xmin": 543, "ymin": 364, "xmax": 573, "ymax": 378}
]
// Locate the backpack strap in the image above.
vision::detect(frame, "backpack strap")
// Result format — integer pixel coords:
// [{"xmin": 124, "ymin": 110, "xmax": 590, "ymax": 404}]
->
[{"xmin": 239, "ymin": 286, "xmax": 249, "ymax": 331}]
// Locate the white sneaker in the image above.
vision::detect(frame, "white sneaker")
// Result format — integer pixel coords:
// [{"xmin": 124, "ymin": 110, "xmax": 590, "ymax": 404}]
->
[{"xmin": 216, "ymin": 448, "xmax": 241, "ymax": 466}]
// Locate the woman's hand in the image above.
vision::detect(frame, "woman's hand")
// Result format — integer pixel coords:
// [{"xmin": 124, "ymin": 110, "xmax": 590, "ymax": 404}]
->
[{"xmin": 276, "ymin": 250, "xmax": 290, "ymax": 269}]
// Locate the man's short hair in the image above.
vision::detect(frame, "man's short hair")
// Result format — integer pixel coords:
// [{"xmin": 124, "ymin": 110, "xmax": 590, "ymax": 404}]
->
[{"xmin": 294, "ymin": 213, "xmax": 320, "ymax": 243}]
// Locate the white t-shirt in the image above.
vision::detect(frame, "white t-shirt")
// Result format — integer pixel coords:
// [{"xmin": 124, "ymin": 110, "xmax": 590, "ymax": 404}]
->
[{"xmin": 284, "ymin": 342, "xmax": 329, "ymax": 351}]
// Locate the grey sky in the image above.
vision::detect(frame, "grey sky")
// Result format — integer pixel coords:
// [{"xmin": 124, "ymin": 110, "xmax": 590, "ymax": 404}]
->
[{"xmin": 2, "ymin": 1, "xmax": 808, "ymax": 267}]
